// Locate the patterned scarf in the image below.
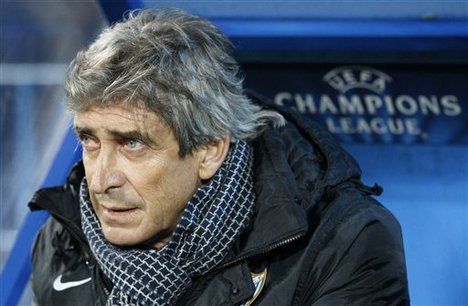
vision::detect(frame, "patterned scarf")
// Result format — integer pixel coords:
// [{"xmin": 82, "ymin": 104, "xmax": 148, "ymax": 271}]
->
[{"xmin": 80, "ymin": 141, "xmax": 255, "ymax": 306}]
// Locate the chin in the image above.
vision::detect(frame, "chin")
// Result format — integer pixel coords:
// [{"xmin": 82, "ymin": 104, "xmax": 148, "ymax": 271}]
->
[
  {"xmin": 101, "ymin": 222, "xmax": 172, "ymax": 248},
  {"xmin": 102, "ymin": 227, "xmax": 142, "ymax": 246}
]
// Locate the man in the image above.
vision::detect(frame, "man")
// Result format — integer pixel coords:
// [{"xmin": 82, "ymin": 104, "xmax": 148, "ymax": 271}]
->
[{"xmin": 29, "ymin": 8, "xmax": 409, "ymax": 306}]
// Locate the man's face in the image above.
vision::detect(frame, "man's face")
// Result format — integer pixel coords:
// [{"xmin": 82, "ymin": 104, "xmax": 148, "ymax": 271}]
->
[{"xmin": 74, "ymin": 104, "xmax": 204, "ymax": 248}]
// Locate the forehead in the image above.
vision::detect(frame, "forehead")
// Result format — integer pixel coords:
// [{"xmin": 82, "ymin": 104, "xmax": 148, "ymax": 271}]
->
[{"xmin": 73, "ymin": 104, "xmax": 170, "ymax": 136}]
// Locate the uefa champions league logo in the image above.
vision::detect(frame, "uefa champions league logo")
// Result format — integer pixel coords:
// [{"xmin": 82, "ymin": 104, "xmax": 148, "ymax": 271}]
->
[
  {"xmin": 273, "ymin": 65, "xmax": 462, "ymax": 142},
  {"xmin": 323, "ymin": 66, "xmax": 392, "ymax": 94}
]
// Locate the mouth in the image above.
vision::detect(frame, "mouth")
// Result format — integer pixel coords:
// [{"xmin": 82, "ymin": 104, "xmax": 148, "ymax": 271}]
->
[
  {"xmin": 103, "ymin": 206, "xmax": 136, "ymax": 214},
  {"xmin": 100, "ymin": 205, "xmax": 139, "ymax": 222}
]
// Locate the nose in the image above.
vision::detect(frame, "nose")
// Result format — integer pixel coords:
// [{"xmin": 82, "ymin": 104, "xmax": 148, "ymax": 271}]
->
[{"xmin": 87, "ymin": 148, "xmax": 125, "ymax": 194}]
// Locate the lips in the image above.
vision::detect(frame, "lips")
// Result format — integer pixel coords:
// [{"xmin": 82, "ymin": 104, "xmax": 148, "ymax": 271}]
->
[
  {"xmin": 103, "ymin": 205, "xmax": 137, "ymax": 214},
  {"xmin": 104, "ymin": 206, "xmax": 135, "ymax": 212},
  {"xmin": 99, "ymin": 204, "xmax": 139, "ymax": 224}
]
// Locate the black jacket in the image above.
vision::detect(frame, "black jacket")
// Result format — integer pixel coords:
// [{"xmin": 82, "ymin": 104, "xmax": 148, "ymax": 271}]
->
[{"xmin": 30, "ymin": 100, "xmax": 409, "ymax": 305}]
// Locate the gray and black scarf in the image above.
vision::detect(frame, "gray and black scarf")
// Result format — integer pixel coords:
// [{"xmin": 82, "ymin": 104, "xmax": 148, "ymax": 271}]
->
[{"xmin": 80, "ymin": 140, "xmax": 255, "ymax": 306}]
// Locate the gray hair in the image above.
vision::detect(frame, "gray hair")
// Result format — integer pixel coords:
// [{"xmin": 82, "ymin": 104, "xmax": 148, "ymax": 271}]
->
[{"xmin": 65, "ymin": 8, "xmax": 284, "ymax": 157}]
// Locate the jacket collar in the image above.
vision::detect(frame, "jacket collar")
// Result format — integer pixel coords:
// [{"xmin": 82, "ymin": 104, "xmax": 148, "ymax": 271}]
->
[
  {"xmin": 247, "ymin": 90, "xmax": 362, "ymax": 211},
  {"xmin": 226, "ymin": 126, "xmax": 310, "ymax": 262},
  {"xmin": 29, "ymin": 162, "xmax": 85, "ymax": 239}
]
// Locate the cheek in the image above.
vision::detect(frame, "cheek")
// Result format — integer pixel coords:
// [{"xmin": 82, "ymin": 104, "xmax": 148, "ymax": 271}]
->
[
  {"xmin": 126, "ymin": 158, "xmax": 201, "ymax": 228},
  {"xmin": 142, "ymin": 171, "xmax": 198, "ymax": 226},
  {"xmin": 128, "ymin": 166, "xmax": 169, "ymax": 216},
  {"xmin": 125, "ymin": 159, "xmax": 164, "ymax": 194}
]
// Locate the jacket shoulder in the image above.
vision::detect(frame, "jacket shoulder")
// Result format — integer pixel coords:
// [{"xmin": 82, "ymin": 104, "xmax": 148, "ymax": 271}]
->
[{"xmin": 295, "ymin": 185, "xmax": 409, "ymax": 305}]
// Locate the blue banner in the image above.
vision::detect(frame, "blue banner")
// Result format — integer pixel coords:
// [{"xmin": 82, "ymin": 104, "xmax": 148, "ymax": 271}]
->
[{"xmin": 244, "ymin": 64, "xmax": 467, "ymax": 145}]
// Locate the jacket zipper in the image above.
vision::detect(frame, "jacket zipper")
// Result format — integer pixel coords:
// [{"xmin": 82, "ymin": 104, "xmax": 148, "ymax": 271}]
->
[
  {"xmin": 218, "ymin": 231, "xmax": 306, "ymax": 270},
  {"xmin": 176, "ymin": 231, "xmax": 306, "ymax": 305}
]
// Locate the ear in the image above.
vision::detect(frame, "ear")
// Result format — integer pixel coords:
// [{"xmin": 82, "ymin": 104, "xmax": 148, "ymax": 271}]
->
[{"xmin": 198, "ymin": 136, "xmax": 231, "ymax": 181}]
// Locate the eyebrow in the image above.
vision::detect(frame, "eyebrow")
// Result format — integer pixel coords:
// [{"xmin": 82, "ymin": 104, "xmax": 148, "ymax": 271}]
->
[
  {"xmin": 73, "ymin": 125, "xmax": 92, "ymax": 137},
  {"xmin": 73, "ymin": 125, "xmax": 156, "ymax": 146}
]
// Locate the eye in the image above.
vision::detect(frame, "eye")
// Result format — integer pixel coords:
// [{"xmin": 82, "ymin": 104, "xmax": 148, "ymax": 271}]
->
[
  {"xmin": 79, "ymin": 134, "xmax": 100, "ymax": 151},
  {"xmin": 124, "ymin": 139, "xmax": 144, "ymax": 150}
]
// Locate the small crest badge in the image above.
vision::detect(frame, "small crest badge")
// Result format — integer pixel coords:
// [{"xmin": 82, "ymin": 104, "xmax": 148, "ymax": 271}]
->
[{"xmin": 243, "ymin": 268, "xmax": 268, "ymax": 306}]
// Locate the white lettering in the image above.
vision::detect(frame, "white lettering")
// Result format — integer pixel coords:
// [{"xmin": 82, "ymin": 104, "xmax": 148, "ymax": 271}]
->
[
  {"xmin": 323, "ymin": 66, "xmax": 392, "ymax": 93},
  {"xmin": 274, "ymin": 92, "xmax": 291, "ymax": 106},
  {"xmin": 395, "ymin": 95, "xmax": 418, "ymax": 115},
  {"xmin": 406, "ymin": 118, "xmax": 422, "ymax": 135},
  {"xmin": 273, "ymin": 92, "xmax": 463, "ymax": 119},
  {"xmin": 360, "ymin": 69, "xmax": 372, "ymax": 83},
  {"xmin": 338, "ymin": 95, "xmax": 364, "ymax": 114},
  {"xmin": 342, "ymin": 69, "xmax": 356, "ymax": 85},
  {"xmin": 326, "ymin": 118, "xmax": 341, "ymax": 133},
  {"xmin": 418, "ymin": 95, "xmax": 441, "ymax": 115},
  {"xmin": 319, "ymin": 94, "xmax": 339, "ymax": 114},
  {"xmin": 295, "ymin": 94, "xmax": 316, "ymax": 113},
  {"xmin": 441, "ymin": 95, "xmax": 462, "ymax": 116},
  {"xmin": 383, "ymin": 95, "xmax": 396, "ymax": 115},
  {"xmin": 340, "ymin": 117, "xmax": 355, "ymax": 133},
  {"xmin": 326, "ymin": 75, "xmax": 345, "ymax": 92},
  {"xmin": 356, "ymin": 118, "xmax": 372, "ymax": 133},
  {"xmin": 372, "ymin": 77, "xmax": 387, "ymax": 93},
  {"xmin": 324, "ymin": 117, "xmax": 422, "ymax": 136},
  {"xmin": 388, "ymin": 118, "xmax": 405, "ymax": 134},
  {"xmin": 370, "ymin": 118, "xmax": 387, "ymax": 134},
  {"xmin": 364, "ymin": 95, "xmax": 384, "ymax": 115}
]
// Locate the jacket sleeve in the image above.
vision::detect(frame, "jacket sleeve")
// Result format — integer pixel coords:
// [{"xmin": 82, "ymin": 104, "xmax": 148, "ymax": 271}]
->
[{"xmin": 301, "ymin": 198, "xmax": 410, "ymax": 306}]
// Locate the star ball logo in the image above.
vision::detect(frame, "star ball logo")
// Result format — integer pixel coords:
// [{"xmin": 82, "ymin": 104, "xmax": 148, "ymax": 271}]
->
[
  {"xmin": 274, "ymin": 65, "xmax": 462, "ymax": 141},
  {"xmin": 324, "ymin": 66, "xmax": 391, "ymax": 94}
]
